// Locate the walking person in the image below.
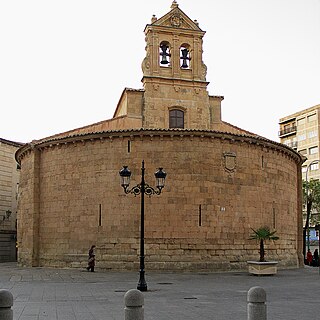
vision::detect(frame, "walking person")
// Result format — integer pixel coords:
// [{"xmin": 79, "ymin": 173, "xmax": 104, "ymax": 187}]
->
[
  {"xmin": 306, "ymin": 249, "xmax": 313, "ymax": 266},
  {"xmin": 86, "ymin": 245, "xmax": 96, "ymax": 272},
  {"xmin": 313, "ymin": 248, "xmax": 319, "ymax": 266}
]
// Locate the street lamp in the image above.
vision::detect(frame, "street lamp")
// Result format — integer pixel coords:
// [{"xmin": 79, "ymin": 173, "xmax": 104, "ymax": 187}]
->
[{"xmin": 119, "ymin": 160, "xmax": 167, "ymax": 291}]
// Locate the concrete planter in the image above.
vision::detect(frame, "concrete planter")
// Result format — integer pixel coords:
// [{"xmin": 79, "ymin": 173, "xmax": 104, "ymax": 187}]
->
[{"xmin": 247, "ymin": 261, "xmax": 278, "ymax": 275}]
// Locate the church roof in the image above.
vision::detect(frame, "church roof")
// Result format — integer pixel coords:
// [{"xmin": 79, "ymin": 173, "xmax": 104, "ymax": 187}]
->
[
  {"xmin": 15, "ymin": 127, "xmax": 304, "ymax": 168},
  {"xmin": 0, "ymin": 138, "xmax": 24, "ymax": 147}
]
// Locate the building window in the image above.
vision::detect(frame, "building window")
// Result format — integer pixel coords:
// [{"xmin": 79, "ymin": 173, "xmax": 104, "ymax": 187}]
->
[
  {"xmin": 307, "ymin": 114, "xmax": 317, "ymax": 122},
  {"xmin": 297, "ymin": 117, "xmax": 306, "ymax": 126},
  {"xmin": 302, "ymin": 166, "xmax": 307, "ymax": 173},
  {"xmin": 297, "ymin": 133, "xmax": 306, "ymax": 142},
  {"xmin": 169, "ymin": 109, "xmax": 184, "ymax": 128},
  {"xmin": 180, "ymin": 44, "xmax": 191, "ymax": 69},
  {"xmin": 309, "ymin": 146, "xmax": 318, "ymax": 155},
  {"xmin": 159, "ymin": 41, "xmax": 171, "ymax": 66},
  {"xmin": 310, "ymin": 163, "xmax": 319, "ymax": 171},
  {"xmin": 284, "ymin": 123, "xmax": 292, "ymax": 130},
  {"xmin": 308, "ymin": 130, "xmax": 317, "ymax": 139},
  {"xmin": 283, "ymin": 139, "xmax": 291, "ymax": 146},
  {"xmin": 299, "ymin": 149, "xmax": 307, "ymax": 155}
]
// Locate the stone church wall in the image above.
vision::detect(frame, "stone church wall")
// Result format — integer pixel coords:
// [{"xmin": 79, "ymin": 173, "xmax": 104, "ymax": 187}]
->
[{"xmin": 16, "ymin": 129, "xmax": 303, "ymax": 271}]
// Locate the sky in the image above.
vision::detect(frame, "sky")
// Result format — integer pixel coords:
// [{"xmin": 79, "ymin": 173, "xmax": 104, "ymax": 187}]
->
[{"xmin": 1, "ymin": 0, "xmax": 320, "ymax": 144}]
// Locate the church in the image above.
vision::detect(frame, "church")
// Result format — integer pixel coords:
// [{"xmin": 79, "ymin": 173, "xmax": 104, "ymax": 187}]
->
[{"xmin": 16, "ymin": 2, "xmax": 304, "ymax": 271}]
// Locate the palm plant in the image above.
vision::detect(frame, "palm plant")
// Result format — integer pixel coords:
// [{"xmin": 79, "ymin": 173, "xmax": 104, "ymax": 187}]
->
[{"xmin": 249, "ymin": 227, "xmax": 279, "ymax": 262}]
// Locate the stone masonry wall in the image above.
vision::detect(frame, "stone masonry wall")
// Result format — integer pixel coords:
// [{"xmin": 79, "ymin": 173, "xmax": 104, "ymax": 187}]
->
[
  {"xmin": 16, "ymin": 130, "xmax": 303, "ymax": 271},
  {"xmin": 143, "ymin": 80, "xmax": 211, "ymax": 130}
]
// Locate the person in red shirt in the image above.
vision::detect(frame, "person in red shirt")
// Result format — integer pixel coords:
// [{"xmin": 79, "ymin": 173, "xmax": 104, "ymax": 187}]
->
[{"xmin": 306, "ymin": 249, "xmax": 313, "ymax": 266}]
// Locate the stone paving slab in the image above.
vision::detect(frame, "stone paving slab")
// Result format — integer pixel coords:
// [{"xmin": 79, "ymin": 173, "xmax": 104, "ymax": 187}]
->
[{"xmin": 0, "ymin": 263, "xmax": 319, "ymax": 319}]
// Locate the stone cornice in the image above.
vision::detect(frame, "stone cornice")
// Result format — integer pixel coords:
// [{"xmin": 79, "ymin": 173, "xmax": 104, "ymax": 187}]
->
[
  {"xmin": 15, "ymin": 128, "xmax": 304, "ymax": 165},
  {"xmin": 142, "ymin": 76, "xmax": 209, "ymax": 87}
]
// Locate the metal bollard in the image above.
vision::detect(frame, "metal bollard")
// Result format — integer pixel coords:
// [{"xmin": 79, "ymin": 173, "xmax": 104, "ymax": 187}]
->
[
  {"xmin": 124, "ymin": 289, "xmax": 144, "ymax": 320},
  {"xmin": 247, "ymin": 286, "xmax": 267, "ymax": 320},
  {"xmin": 0, "ymin": 289, "xmax": 13, "ymax": 320}
]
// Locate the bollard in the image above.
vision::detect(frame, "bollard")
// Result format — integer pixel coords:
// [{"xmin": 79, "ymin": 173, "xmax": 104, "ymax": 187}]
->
[
  {"xmin": 247, "ymin": 286, "xmax": 267, "ymax": 320},
  {"xmin": 0, "ymin": 289, "xmax": 13, "ymax": 320},
  {"xmin": 124, "ymin": 289, "xmax": 144, "ymax": 320}
]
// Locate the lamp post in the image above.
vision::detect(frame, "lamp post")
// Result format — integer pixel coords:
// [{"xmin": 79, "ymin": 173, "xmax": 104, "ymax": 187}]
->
[
  {"xmin": 119, "ymin": 160, "xmax": 167, "ymax": 291},
  {"xmin": 304, "ymin": 159, "xmax": 320, "ymax": 260}
]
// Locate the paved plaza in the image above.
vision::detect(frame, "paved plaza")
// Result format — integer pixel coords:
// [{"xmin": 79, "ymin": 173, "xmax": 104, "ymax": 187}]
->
[{"xmin": 0, "ymin": 262, "xmax": 319, "ymax": 319}]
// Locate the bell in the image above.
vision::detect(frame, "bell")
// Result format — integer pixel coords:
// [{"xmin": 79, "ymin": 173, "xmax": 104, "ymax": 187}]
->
[
  {"xmin": 160, "ymin": 44, "xmax": 170, "ymax": 65},
  {"xmin": 161, "ymin": 55, "xmax": 169, "ymax": 65},
  {"xmin": 181, "ymin": 60, "xmax": 188, "ymax": 68},
  {"xmin": 181, "ymin": 48, "xmax": 190, "ymax": 68}
]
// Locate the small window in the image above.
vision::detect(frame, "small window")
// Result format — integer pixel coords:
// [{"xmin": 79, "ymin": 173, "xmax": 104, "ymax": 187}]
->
[
  {"xmin": 310, "ymin": 163, "xmax": 319, "ymax": 171},
  {"xmin": 159, "ymin": 41, "xmax": 171, "ymax": 66},
  {"xmin": 309, "ymin": 146, "xmax": 318, "ymax": 155},
  {"xmin": 308, "ymin": 130, "xmax": 317, "ymax": 139},
  {"xmin": 297, "ymin": 133, "xmax": 306, "ymax": 142},
  {"xmin": 297, "ymin": 117, "xmax": 306, "ymax": 126},
  {"xmin": 299, "ymin": 149, "xmax": 307, "ymax": 155},
  {"xmin": 169, "ymin": 109, "xmax": 184, "ymax": 128},
  {"xmin": 307, "ymin": 114, "xmax": 317, "ymax": 122},
  {"xmin": 283, "ymin": 139, "xmax": 291, "ymax": 146},
  {"xmin": 302, "ymin": 166, "xmax": 307, "ymax": 173}
]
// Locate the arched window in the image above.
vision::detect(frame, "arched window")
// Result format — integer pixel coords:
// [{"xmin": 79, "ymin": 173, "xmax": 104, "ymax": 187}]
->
[
  {"xmin": 159, "ymin": 41, "xmax": 171, "ymax": 66},
  {"xmin": 180, "ymin": 44, "xmax": 191, "ymax": 69},
  {"xmin": 169, "ymin": 109, "xmax": 184, "ymax": 128}
]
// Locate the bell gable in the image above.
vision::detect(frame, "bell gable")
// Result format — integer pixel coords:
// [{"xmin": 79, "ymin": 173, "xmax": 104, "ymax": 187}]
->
[{"xmin": 145, "ymin": 1, "xmax": 204, "ymax": 32}]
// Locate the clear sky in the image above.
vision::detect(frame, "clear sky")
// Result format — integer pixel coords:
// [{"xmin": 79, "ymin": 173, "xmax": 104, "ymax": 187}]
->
[{"xmin": 1, "ymin": 0, "xmax": 320, "ymax": 143}]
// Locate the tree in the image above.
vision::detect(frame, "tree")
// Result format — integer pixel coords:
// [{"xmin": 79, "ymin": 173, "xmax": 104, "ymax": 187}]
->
[
  {"xmin": 302, "ymin": 179, "xmax": 320, "ymax": 260},
  {"xmin": 249, "ymin": 227, "xmax": 279, "ymax": 262}
]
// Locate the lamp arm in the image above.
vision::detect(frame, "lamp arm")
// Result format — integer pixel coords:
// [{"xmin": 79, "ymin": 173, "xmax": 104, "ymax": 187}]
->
[
  {"xmin": 145, "ymin": 184, "xmax": 163, "ymax": 196},
  {"xmin": 122, "ymin": 183, "xmax": 163, "ymax": 196}
]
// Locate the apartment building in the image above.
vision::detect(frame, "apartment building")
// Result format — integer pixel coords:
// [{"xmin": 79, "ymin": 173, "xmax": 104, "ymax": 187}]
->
[
  {"xmin": 279, "ymin": 104, "xmax": 320, "ymax": 181},
  {"xmin": 0, "ymin": 138, "xmax": 23, "ymax": 261}
]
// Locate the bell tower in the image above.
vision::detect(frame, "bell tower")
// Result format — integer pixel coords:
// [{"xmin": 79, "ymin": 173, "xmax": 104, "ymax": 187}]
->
[{"xmin": 141, "ymin": 1, "xmax": 221, "ymax": 130}]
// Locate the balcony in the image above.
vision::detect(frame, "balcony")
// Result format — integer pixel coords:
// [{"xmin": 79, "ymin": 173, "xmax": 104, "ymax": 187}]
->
[{"xmin": 278, "ymin": 125, "xmax": 297, "ymax": 137}]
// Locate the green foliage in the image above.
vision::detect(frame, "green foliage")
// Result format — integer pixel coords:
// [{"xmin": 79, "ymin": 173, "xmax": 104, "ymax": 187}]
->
[
  {"xmin": 302, "ymin": 179, "xmax": 320, "ymax": 259},
  {"xmin": 249, "ymin": 226, "xmax": 279, "ymax": 262},
  {"xmin": 303, "ymin": 179, "xmax": 320, "ymax": 221},
  {"xmin": 249, "ymin": 226, "xmax": 279, "ymax": 242}
]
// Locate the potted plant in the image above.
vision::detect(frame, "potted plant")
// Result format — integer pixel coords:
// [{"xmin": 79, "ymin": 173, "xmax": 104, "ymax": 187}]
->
[{"xmin": 247, "ymin": 226, "xmax": 279, "ymax": 275}]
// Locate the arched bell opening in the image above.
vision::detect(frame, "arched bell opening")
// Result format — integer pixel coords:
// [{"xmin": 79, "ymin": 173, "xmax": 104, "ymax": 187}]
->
[
  {"xmin": 180, "ymin": 44, "xmax": 191, "ymax": 69},
  {"xmin": 159, "ymin": 41, "xmax": 171, "ymax": 67}
]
